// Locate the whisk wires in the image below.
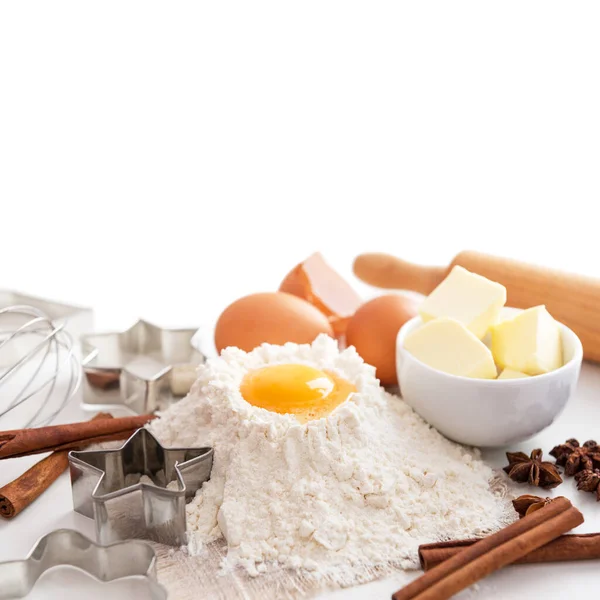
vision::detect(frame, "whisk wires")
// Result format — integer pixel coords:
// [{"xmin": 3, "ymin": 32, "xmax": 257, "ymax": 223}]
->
[{"xmin": 0, "ymin": 305, "xmax": 81, "ymax": 427}]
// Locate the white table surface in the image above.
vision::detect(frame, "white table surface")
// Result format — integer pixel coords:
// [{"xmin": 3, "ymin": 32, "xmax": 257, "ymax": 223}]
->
[{"xmin": 2, "ymin": 364, "xmax": 600, "ymax": 599}]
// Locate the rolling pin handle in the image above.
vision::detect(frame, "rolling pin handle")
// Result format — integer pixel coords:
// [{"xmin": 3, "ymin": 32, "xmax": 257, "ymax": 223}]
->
[{"xmin": 352, "ymin": 253, "xmax": 446, "ymax": 295}]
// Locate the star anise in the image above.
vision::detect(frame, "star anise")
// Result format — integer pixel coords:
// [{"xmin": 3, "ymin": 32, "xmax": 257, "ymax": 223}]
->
[
  {"xmin": 512, "ymin": 494, "xmax": 553, "ymax": 518},
  {"xmin": 503, "ymin": 449, "xmax": 563, "ymax": 489},
  {"xmin": 550, "ymin": 438, "xmax": 600, "ymax": 476},
  {"xmin": 574, "ymin": 468, "xmax": 600, "ymax": 501}
]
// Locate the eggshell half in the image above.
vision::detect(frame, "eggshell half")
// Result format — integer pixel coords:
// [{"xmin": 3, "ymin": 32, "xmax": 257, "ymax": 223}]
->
[{"xmin": 215, "ymin": 292, "xmax": 334, "ymax": 353}]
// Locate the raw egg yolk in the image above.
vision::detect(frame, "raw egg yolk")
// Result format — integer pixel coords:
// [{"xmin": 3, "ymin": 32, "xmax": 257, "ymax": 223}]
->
[{"xmin": 240, "ymin": 364, "xmax": 356, "ymax": 423}]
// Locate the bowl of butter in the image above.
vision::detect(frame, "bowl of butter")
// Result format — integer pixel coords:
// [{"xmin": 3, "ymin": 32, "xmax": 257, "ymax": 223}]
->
[{"xmin": 396, "ymin": 266, "xmax": 583, "ymax": 447}]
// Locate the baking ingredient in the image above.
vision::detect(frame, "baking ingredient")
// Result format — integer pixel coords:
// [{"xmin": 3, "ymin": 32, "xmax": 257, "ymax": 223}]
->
[
  {"xmin": 503, "ymin": 449, "xmax": 562, "ymax": 489},
  {"xmin": 418, "ymin": 532, "xmax": 600, "ymax": 571},
  {"xmin": 419, "ymin": 266, "xmax": 506, "ymax": 340},
  {"xmin": 0, "ymin": 414, "xmax": 155, "ymax": 460},
  {"xmin": 405, "ymin": 269, "xmax": 564, "ymax": 379},
  {"xmin": 512, "ymin": 495, "xmax": 552, "ymax": 518},
  {"xmin": 352, "ymin": 250, "xmax": 600, "ymax": 364},
  {"xmin": 279, "ymin": 252, "xmax": 362, "ymax": 336},
  {"xmin": 86, "ymin": 370, "xmax": 120, "ymax": 390},
  {"xmin": 392, "ymin": 497, "xmax": 583, "ymax": 600},
  {"xmin": 575, "ymin": 469, "xmax": 600, "ymax": 500},
  {"xmin": 403, "ymin": 318, "xmax": 497, "ymax": 379},
  {"xmin": 345, "ymin": 294, "xmax": 419, "ymax": 386},
  {"xmin": 149, "ymin": 334, "xmax": 513, "ymax": 580},
  {"xmin": 214, "ymin": 292, "xmax": 334, "ymax": 353},
  {"xmin": 497, "ymin": 368, "xmax": 530, "ymax": 380},
  {"xmin": 550, "ymin": 438, "xmax": 600, "ymax": 476},
  {"xmin": 240, "ymin": 364, "xmax": 356, "ymax": 423},
  {"xmin": 0, "ymin": 452, "xmax": 68, "ymax": 519},
  {"xmin": 490, "ymin": 306, "xmax": 562, "ymax": 375},
  {"xmin": 0, "ymin": 413, "xmax": 113, "ymax": 519}
]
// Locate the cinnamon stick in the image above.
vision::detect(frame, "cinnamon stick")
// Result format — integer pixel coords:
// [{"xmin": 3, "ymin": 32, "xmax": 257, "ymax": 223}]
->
[
  {"xmin": 35, "ymin": 429, "xmax": 140, "ymax": 454},
  {"xmin": 0, "ymin": 414, "xmax": 156, "ymax": 460},
  {"xmin": 419, "ymin": 533, "xmax": 600, "ymax": 570},
  {"xmin": 392, "ymin": 497, "xmax": 583, "ymax": 600},
  {"xmin": 0, "ymin": 452, "xmax": 69, "ymax": 518},
  {"xmin": 0, "ymin": 413, "xmax": 115, "ymax": 519},
  {"xmin": 85, "ymin": 369, "xmax": 121, "ymax": 390}
]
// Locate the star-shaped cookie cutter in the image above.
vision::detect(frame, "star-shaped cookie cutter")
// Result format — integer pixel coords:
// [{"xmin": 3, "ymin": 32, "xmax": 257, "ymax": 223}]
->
[
  {"xmin": 69, "ymin": 428, "xmax": 213, "ymax": 546},
  {"xmin": 0, "ymin": 529, "xmax": 167, "ymax": 600},
  {"xmin": 81, "ymin": 319, "xmax": 205, "ymax": 414}
]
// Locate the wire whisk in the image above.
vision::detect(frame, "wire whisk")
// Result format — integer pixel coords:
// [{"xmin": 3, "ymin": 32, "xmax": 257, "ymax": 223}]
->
[{"xmin": 0, "ymin": 305, "xmax": 81, "ymax": 428}]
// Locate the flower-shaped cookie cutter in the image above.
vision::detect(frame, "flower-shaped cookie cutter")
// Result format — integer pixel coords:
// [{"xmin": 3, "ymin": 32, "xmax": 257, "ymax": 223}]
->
[
  {"xmin": 0, "ymin": 529, "xmax": 167, "ymax": 599},
  {"xmin": 69, "ymin": 428, "xmax": 213, "ymax": 546},
  {"xmin": 81, "ymin": 319, "xmax": 205, "ymax": 414}
]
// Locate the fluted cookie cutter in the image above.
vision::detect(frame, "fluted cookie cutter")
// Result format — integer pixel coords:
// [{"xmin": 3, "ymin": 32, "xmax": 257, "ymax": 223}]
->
[
  {"xmin": 69, "ymin": 428, "xmax": 213, "ymax": 546},
  {"xmin": 81, "ymin": 319, "xmax": 205, "ymax": 414},
  {"xmin": 0, "ymin": 529, "xmax": 167, "ymax": 600}
]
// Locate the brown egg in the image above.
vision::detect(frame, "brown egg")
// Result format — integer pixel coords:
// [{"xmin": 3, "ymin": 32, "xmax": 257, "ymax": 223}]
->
[
  {"xmin": 214, "ymin": 292, "xmax": 334, "ymax": 353},
  {"xmin": 346, "ymin": 294, "xmax": 420, "ymax": 386}
]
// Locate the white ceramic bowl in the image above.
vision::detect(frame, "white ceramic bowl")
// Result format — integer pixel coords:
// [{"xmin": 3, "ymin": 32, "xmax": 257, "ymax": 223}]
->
[{"xmin": 396, "ymin": 310, "xmax": 583, "ymax": 447}]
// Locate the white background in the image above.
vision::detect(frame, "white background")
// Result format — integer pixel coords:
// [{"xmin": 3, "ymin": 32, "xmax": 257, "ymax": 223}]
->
[
  {"xmin": 1, "ymin": 2, "xmax": 600, "ymax": 598},
  {"xmin": 1, "ymin": 1, "xmax": 600, "ymax": 332}
]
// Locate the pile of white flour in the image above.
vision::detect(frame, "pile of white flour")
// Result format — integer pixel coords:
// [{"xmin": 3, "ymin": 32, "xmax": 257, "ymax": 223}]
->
[{"xmin": 150, "ymin": 335, "xmax": 513, "ymax": 581}]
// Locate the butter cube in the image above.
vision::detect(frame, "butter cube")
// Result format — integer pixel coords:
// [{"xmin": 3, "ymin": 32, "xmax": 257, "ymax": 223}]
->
[
  {"xmin": 497, "ymin": 368, "xmax": 530, "ymax": 380},
  {"xmin": 490, "ymin": 306, "xmax": 562, "ymax": 375},
  {"xmin": 420, "ymin": 266, "xmax": 506, "ymax": 339},
  {"xmin": 404, "ymin": 318, "xmax": 497, "ymax": 379}
]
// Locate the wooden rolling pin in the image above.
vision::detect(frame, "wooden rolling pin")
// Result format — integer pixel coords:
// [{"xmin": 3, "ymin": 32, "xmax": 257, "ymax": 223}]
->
[{"xmin": 353, "ymin": 251, "xmax": 600, "ymax": 362}]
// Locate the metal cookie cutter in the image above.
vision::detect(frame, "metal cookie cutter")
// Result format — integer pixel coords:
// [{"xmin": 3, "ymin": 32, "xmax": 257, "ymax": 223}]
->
[
  {"xmin": 0, "ymin": 529, "xmax": 167, "ymax": 600},
  {"xmin": 81, "ymin": 319, "xmax": 205, "ymax": 414},
  {"xmin": 69, "ymin": 428, "xmax": 213, "ymax": 546}
]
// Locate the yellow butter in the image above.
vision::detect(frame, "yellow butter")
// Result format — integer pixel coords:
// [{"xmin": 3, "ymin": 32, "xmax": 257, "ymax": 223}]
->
[
  {"xmin": 497, "ymin": 368, "xmax": 530, "ymax": 380},
  {"xmin": 491, "ymin": 306, "xmax": 562, "ymax": 375},
  {"xmin": 419, "ymin": 266, "xmax": 507, "ymax": 339},
  {"xmin": 404, "ymin": 318, "xmax": 497, "ymax": 379}
]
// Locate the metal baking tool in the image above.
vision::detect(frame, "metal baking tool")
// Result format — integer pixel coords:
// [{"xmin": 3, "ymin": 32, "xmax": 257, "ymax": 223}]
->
[
  {"xmin": 69, "ymin": 428, "xmax": 213, "ymax": 546},
  {"xmin": 81, "ymin": 319, "xmax": 205, "ymax": 414},
  {"xmin": 0, "ymin": 304, "xmax": 84, "ymax": 429},
  {"xmin": 0, "ymin": 528, "xmax": 167, "ymax": 600},
  {"xmin": 0, "ymin": 289, "xmax": 94, "ymax": 342}
]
